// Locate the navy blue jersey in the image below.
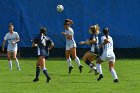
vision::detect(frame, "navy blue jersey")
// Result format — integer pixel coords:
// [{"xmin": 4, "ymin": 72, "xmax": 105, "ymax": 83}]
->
[
  {"xmin": 33, "ymin": 34, "xmax": 53, "ymax": 58},
  {"xmin": 89, "ymin": 34, "xmax": 100, "ymax": 55}
]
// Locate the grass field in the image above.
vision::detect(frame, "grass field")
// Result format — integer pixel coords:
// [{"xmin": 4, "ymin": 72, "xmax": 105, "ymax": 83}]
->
[{"xmin": 0, "ymin": 58, "xmax": 140, "ymax": 93}]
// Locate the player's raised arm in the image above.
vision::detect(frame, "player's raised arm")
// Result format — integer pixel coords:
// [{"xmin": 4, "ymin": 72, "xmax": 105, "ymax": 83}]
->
[{"xmin": 79, "ymin": 38, "xmax": 96, "ymax": 45}]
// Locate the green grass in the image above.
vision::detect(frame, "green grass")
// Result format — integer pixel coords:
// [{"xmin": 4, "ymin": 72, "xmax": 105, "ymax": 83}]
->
[{"xmin": 0, "ymin": 58, "xmax": 140, "ymax": 93}]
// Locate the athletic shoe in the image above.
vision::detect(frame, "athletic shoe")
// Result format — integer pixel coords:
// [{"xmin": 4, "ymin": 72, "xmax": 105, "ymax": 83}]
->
[
  {"xmin": 94, "ymin": 69, "xmax": 99, "ymax": 75},
  {"xmin": 18, "ymin": 68, "xmax": 21, "ymax": 70},
  {"xmin": 68, "ymin": 66, "xmax": 73, "ymax": 74},
  {"xmin": 47, "ymin": 76, "xmax": 51, "ymax": 83},
  {"xmin": 97, "ymin": 74, "xmax": 103, "ymax": 81},
  {"xmin": 114, "ymin": 79, "xmax": 119, "ymax": 83},
  {"xmin": 33, "ymin": 78, "xmax": 39, "ymax": 82},
  {"xmin": 79, "ymin": 65, "xmax": 83, "ymax": 73}
]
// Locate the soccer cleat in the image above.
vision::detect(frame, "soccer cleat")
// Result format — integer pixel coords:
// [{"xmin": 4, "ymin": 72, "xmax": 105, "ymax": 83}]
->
[
  {"xmin": 79, "ymin": 65, "xmax": 83, "ymax": 73},
  {"xmin": 47, "ymin": 76, "xmax": 51, "ymax": 83},
  {"xmin": 114, "ymin": 79, "xmax": 119, "ymax": 83},
  {"xmin": 68, "ymin": 66, "xmax": 73, "ymax": 74},
  {"xmin": 18, "ymin": 68, "xmax": 21, "ymax": 70},
  {"xmin": 94, "ymin": 69, "xmax": 99, "ymax": 75},
  {"xmin": 33, "ymin": 78, "xmax": 39, "ymax": 82},
  {"xmin": 97, "ymin": 74, "xmax": 103, "ymax": 81}
]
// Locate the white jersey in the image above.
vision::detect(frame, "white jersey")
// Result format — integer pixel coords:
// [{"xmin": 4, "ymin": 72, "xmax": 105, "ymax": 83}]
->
[
  {"xmin": 4, "ymin": 31, "xmax": 19, "ymax": 52},
  {"xmin": 100, "ymin": 35, "xmax": 115, "ymax": 62},
  {"xmin": 65, "ymin": 27, "xmax": 76, "ymax": 50},
  {"xmin": 101, "ymin": 35, "xmax": 114, "ymax": 53}
]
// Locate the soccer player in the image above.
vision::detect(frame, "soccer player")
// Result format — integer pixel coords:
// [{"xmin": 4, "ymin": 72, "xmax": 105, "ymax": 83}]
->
[
  {"xmin": 79, "ymin": 24, "xmax": 100, "ymax": 75},
  {"xmin": 32, "ymin": 27, "xmax": 54, "ymax": 83},
  {"xmin": 2, "ymin": 23, "xmax": 21, "ymax": 70},
  {"xmin": 61, "ymin": 19, "xmax": 83, "ymax": 74},
  {"xmin": 96, "ymin": 28, "xmax": 119, "ymax": 83}
]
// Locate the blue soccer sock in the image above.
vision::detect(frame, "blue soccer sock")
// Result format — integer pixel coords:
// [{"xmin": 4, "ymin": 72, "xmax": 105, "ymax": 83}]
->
[
  {"xmin": 35, "ymin": 67, "xmax": 40, "ymax": 79},
  {"xmin": 42, "ymin": 67, "xmax": 50, "ymax": 78},
  {"xmin": 85, "ymin": 59, "xmax": 91, "ymax": 66}
]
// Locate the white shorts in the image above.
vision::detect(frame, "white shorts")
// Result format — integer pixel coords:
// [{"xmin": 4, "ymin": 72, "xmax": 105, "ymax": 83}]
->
[
  {"xmin": 100, "ymin": 52, "xmax": 115, "ymax": 62},
  {"xmin": 66, "ymin": 43, "xmax": 76, "ymax": 50},
  {"xmin": 7, "ymin": 45, "xmax": 18, "ymax": 52}
]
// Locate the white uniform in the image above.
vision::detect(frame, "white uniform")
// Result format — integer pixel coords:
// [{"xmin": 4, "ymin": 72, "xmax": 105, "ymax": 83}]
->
[
  {"xmin": 65, "ymin": 27, "xmax": 76, "ymax": 50},
  {"xmin": 4, "ymin": 31, "xmax": 19, "ymax": 52},
  {"xmin": 100, "ymin": 35, "xmax": 115, "ymax": 62}
]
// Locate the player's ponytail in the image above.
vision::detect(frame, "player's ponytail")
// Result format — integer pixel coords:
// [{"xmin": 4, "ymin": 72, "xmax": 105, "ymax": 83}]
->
[{"xmin": 103, "ymin": 27, "xmax": 109, "ymax": 39}]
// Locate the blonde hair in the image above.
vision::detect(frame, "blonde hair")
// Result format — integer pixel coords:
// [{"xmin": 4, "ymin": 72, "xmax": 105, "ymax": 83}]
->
[{"xmin": 89, "ymin": 24, "xmax": 100, "ymax": 34}]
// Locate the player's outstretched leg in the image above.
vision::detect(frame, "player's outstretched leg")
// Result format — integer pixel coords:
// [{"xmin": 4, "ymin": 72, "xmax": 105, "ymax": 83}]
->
[{"xmin": 84, "ymin": 59, "xmax": 98, "ymax": 75}]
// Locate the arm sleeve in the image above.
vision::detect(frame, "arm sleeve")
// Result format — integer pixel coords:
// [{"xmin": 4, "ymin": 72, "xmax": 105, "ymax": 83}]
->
[
  {"xmin": 68, "ymin": 28, "xmax": 74, "ymax": 35},
  {"xmin": 16, "ymin": 32, "xmax": 20, "ymax": 38},
  {"xmin": 101, "ymin": 36, "xmax": 105, "ymax": 44},
  {"xmin": 4, "ymin": 33, "xmax": 8, "ymax": 40}
]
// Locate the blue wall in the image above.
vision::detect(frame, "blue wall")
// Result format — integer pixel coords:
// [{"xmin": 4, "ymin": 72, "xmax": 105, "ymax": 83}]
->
[{"xmin": 0, "ymin": 0, "xmax": 140, "ymax": 48}]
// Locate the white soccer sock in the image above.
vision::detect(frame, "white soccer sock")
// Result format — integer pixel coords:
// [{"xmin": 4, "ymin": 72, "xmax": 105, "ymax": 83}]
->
[
  {"xmin": 42, "ymin": 67, "xmax": 47, "ymax": 71},
  {"xmin": 67, "ymin": 58, "xmax": 72, "ymax": 67},
  {"xmin": 75, "ymin": 57, "xmax": 81, "ymax": 66},
  {"xmin": 90, "ymin": 63, "xmax": 97, "ymax": 70},
  {"xmin": 8, "ymin": 60, "xmax": 12, "ymax": 69},
  {"xmin": 15, "ymin": 58, "xmax": 20, "ymax": 69},
  {"xmin": 111, "ymin": 68, "xmax": 118, "ymax": 79},
  {"xmin": 96, "ymin": 63, "xmax": 103, "ymax": 74}
]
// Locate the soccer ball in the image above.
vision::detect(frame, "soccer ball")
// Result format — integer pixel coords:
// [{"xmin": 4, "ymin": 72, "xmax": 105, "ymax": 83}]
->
[{"xmin": 56, "ymin": 4, "xmax": 64, "ymax": 12}]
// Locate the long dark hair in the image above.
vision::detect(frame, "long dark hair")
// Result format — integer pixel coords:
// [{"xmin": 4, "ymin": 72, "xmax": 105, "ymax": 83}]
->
[
  {"xmin": 40, "ymin": 27, "xmax": 47, "ymax": 35},
  {"xmin": 103, "ymin": 27, "xmax": 109, "ymax": 39}
]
